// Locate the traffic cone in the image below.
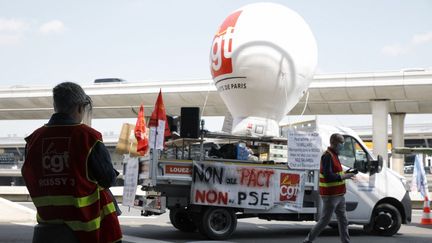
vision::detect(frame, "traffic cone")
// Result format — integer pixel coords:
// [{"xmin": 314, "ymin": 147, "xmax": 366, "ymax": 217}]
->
[{"xmin": 421, "ymin": 196, "xmax": 432, "ymax": 225}]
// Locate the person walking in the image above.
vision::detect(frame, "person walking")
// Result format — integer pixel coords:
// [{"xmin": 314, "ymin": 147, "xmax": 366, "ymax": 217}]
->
[
  {"xmin": 304, "ymin": 133, "xmax": 355, "ymax": 243},
  {"xmin": 22, "ymin": 82, "xmax": 122, "ymax": 243}
]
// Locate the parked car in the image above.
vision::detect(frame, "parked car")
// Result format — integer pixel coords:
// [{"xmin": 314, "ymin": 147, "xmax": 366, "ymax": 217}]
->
[
  {"xmin": 404, "ymin": 165, "xmax": 414, "ymax": 174},
  {"xmin": 404, "ymin": 165, "xmax": 432, "ymax": 174}
]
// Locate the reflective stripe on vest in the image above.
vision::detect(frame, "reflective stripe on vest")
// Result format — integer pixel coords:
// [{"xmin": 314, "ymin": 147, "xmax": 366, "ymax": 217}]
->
[
  {"xmin": 36, "ymin": 202, "xmax": 117, "ymax": 232},
  {"xmin": 319, "ymin": 171, "xmax": 345, "ymax": 187},
  {"xmin": 32, "ymin": 188, "xmax": 99, "ymax": 208}
]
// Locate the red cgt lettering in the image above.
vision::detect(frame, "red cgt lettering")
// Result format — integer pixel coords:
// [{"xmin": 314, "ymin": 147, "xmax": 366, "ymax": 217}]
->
[{"xmin": 210, "ymin": 10, "xmax": 242, "ymax": 79}]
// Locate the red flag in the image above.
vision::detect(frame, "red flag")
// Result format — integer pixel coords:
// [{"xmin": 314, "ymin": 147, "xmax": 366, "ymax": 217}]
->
[
  {"xmin": 149, "ymin": 90, "xmax": 170, "ymax": 149},
  {"xmin": 134, "ymin": 104, "xmax": 148, "ymax": 155}
]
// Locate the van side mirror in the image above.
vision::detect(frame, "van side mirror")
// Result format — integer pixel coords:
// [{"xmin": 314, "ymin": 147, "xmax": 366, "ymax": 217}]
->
[
  {"xmin": 369, "ymin": 155, "xmax": 383, "ymax": 175},
  {"xmin": 354, "ymin": 160, "xmax": 368, "ymax": 173}
]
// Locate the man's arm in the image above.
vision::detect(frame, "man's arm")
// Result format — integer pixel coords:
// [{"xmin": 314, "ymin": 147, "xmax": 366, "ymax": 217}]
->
[
  {"xmin": 87, "ymin": 141, "xmax": 118, "ymax": 188},
  {"xmin": 322, "ymin": 153, "xmax": 342, "ymax": 182}
]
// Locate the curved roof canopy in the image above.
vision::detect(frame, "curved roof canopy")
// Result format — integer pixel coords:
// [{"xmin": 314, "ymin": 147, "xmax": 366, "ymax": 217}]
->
[{"xmin": 0, "ymin": 70, "xmax": 432, "ymax": 120}]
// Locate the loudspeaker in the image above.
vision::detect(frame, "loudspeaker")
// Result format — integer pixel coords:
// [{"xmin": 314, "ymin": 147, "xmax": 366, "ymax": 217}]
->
[
  {"xmin": 167, "ymin": 115, "xmax": 179, "ymax": 133},
  {"xmin": 180, "ymin": 107, "xmax": 200, "ymax": 138}
]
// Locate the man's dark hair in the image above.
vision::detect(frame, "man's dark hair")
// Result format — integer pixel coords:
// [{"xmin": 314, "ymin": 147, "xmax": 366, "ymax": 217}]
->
[
  {"xmin": 53, "ymin": 82, "xmax": 92, "ymax": 114},
  {"xmin": 330, "ymin": 133, "xmax": 344, "ymax": 145}
]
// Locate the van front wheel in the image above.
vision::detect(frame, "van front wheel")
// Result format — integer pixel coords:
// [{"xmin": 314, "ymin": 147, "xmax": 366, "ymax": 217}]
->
[{"xmin": 371, "ymin": 203, "xmax": 402, "ymax": 236}]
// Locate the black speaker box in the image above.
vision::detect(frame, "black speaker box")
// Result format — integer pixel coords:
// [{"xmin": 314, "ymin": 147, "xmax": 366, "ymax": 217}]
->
[{"xmin": 180, "ymin": 107, "xmax": 200, "ymax": 138}]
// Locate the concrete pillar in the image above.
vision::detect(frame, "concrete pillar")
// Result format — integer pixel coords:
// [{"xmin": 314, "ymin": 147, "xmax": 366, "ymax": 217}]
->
[
  {"xmin": 371, "ymin": 100, "xmax": 389, "ymax": 166},
  {"xmin": 390, "ymin": 113, "xmax": 405, "ymax": 175}
]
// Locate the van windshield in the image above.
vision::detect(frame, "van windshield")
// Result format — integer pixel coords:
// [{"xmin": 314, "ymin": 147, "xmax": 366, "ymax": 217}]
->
[{"xmin": 339, "ymin": 136, "xmax": 371, "ymax": 171}]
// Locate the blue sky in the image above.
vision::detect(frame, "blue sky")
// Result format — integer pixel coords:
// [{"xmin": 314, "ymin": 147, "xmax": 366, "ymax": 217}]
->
[{"xmin": 0, "ymin": 0, "xmax": 431, "ymax": 86}]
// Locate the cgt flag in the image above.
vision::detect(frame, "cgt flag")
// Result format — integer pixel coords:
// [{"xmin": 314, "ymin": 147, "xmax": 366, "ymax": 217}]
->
[
  {"xmin": 134, "ymin": 104, "xmax": 148, "ymax": 156},
  {"xmin": 149, "ymin": 90, "xmax": 171, "ymax": 150}
]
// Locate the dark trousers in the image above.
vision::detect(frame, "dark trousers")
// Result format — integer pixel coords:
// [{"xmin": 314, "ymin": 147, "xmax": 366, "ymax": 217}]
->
[{"xmin": 305, "ymin": 195, "xmax": 350, "ymax": 243}]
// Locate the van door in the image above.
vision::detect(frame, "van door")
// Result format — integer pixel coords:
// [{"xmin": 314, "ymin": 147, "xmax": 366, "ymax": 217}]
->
[{"xmin": 336, "ymin": 135, "xmax": 377, "ymax": 223}]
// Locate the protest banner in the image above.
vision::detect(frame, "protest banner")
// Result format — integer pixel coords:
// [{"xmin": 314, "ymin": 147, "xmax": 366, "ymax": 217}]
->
[
  {"xmin": 122, "ymin": 156, "xmax": 139, "ymax": 207},
  {"xmin": 287, "ymin": 128, "xmax": 322, "ymax": 170},
  {"xmin": 191, "ymin": 161, "xmax": 305, "ymax": 210}
]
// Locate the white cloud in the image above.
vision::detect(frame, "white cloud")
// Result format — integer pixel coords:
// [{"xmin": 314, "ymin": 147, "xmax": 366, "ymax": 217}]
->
[
  {"xmin": 0, "ymin": 18, "xmax": 28, "ymax": 32},
  {"xmin": 412, "ymin": 32, "xmax": 432, "ymax": 45},
  {"xmin": 0, "ymin": 34, "xmax": 21, "ymax": 45},
  {"xmin": 0, "ymin": 18, "xmax": 67, "ymax": 45},
  {"xmin": 0, "ymin": 19, "xmax": 27, "ymax": 46},
  {"xmin": 382, "ymin": 31, "xmax": 432, "ymax": 57},
  {"xmin": 381, "ymin": 44, "xmax": 408, "ymax": 57},
  {"xmin": 39, "ymin": 20, "xmax": 65, "ymax": 34}
]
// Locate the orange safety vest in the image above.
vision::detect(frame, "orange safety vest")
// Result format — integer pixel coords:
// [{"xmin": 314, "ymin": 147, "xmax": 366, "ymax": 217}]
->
[
  {"xmin": 22, "ymin": 124, "xmax": 122, "ymax": 243},
  {"xmin": 319, "ymin": 148, "xmax": 346, "ymax": 196}
]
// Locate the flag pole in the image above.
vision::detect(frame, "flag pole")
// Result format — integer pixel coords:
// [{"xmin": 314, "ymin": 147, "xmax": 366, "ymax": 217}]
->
[
  {"xmin": 150, "ymin": 90, "xmax": 162, "ymax": 187},
  {"xmin": 154, "ymin": 91, "xmax": 159, "ymax": 150}
]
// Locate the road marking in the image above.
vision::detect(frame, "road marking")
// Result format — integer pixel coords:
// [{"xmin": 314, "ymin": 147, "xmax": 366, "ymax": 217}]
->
[
  {"xmin": 257, "ymin": 225, "xmax": 268, "ymax": 229},
  {"xmin": 12, "ymin": 222, "xmax": 37, "ymax": 226},
  {"xmin": 0, "ymin": 197, "xmax": 36, "ymax": 214},
  {"xmin": 119, "ymin": 215, "xmax": 158, "ymax": 219},
  {"xmin": 122, "ymin": 234, "xmax": 171, "ymax": 243}
]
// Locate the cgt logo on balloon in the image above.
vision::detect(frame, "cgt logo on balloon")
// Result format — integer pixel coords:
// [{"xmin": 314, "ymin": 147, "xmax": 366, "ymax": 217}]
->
[
  {"xmin": 279, "ymin": 173, "xmax": 300, "ymax": 202},
  {"xmin": 210, "ymin": 10, "xmax": 242, "ymax": 79}
]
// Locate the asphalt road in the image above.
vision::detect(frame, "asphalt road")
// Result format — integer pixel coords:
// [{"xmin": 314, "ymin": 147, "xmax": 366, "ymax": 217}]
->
[{"xmin": 1, "ymin": 203, "xmax": 431, "ymax": 243}]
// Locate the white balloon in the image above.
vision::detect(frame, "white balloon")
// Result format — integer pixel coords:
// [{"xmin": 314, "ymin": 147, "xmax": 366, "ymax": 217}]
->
[{"xmin": 210, "ymin": 2, "xmax": 318, "ymax": 136}]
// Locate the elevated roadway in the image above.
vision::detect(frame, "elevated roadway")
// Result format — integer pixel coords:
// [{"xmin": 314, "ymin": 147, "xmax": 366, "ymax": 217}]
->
[{"xmin": 0, "ymin": 70, "xmax": 432, "ymax": 119}]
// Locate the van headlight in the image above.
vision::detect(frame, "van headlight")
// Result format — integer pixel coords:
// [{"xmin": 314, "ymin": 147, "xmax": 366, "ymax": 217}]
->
[{"xmin": 400, "ymin": 177, "xmax": 410, "ymax": 192}]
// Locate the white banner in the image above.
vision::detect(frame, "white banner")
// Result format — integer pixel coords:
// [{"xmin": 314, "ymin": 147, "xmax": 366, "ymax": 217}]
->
[
  {"xmin": 190, "ymin": 161, "xmax": 305, "ymax": 210},
  {"xmin": 149, "ymin": 120, "xmax": 165, "ymax": 150},
  {"xmin": 122, "ymin": 155, "xmax": 139, "ymax": 207},
  {"xmin": 287, "ymin": 128, "xmax": 322, "ymax": 170}
]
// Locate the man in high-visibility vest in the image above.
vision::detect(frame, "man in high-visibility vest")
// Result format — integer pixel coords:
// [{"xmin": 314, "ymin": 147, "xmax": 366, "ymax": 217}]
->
[
  {"xmin": 304, "ymin": 133, "xmax": 355, "ymax": 243},
  {"xmin": 22, "ymin": 82, "xmax": 122, "ymax": 243}
]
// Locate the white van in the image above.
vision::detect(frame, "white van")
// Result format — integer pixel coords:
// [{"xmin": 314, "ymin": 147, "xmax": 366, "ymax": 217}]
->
[{"xmin": 134, "ymin": 120, "xmax": 411, "ymax": 240}]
